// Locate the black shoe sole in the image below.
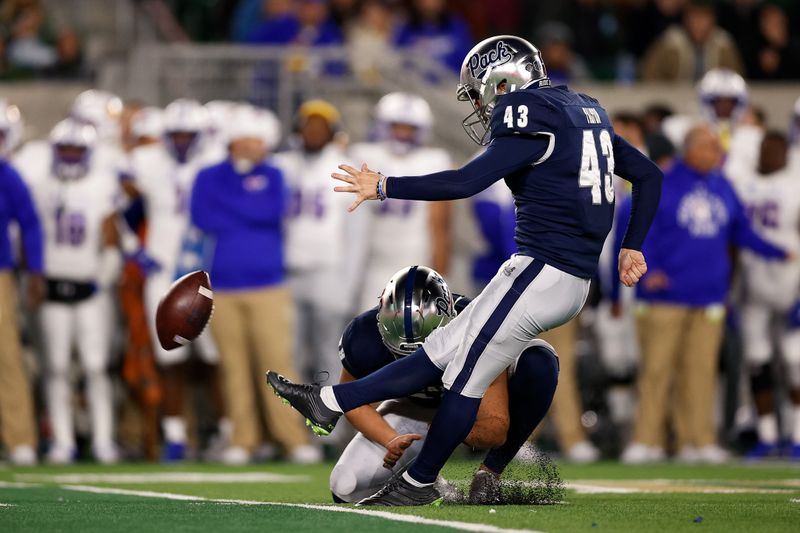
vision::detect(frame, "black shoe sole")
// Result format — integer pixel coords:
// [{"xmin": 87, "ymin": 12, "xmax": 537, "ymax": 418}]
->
[{"xmin": 265, "ymin": 371, "xmax": 334, "ymax": 437}]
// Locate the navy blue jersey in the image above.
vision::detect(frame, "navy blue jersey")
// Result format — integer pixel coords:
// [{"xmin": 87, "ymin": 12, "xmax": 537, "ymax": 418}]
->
[
  {"xmin": 339, "ymin": 294, "xmax": 471, "ymax": 406},
  {"xmin": 387, "ymin": 85, "xmax": 663, "ymax": 280},
  {"xmin": 492, "ymin": 87, "xmax": 616, "ymax": 278}
]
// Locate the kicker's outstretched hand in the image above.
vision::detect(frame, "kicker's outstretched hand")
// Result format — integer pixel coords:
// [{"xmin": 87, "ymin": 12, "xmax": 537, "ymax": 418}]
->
[
  {"xmin": 332, "ymin": 163, "xmax": 381, "ymax": 212},
  {"xmin": 619, "ymin": 248, "xmax": 648, "ymax": 287}
]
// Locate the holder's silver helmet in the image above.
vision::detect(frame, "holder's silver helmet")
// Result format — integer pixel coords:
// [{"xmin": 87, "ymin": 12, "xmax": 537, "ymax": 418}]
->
[
  {"xmin": 457, "ymin": 35, "xmax": 549, "ymax": 145},
  {"xmin": 377, "ymin": 265, "xmax": 455, "ymax": 358}
]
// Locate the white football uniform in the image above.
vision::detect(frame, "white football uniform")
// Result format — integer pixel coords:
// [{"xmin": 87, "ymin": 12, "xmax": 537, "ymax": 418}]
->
[
  {"xmin": 274, "ymin": 144, "xmax": 368, "ymax": 384},
  {"xmin": 349, "ymin": 143, "xmax": 452, "ymax": 309},
  {"xmin": 734, "ymin": 169, "xmax": 800, "ymax": 367},
  {"xmin": 21, "ymin": 149, "xmax": 120, "ymax": 457},
  {"xmin": 129, "ymin": 142, "xmax": 224, "ymax": 366},
  {"xmin": 330, "ymin": 399, "xmax": 433, "ymax": 503}
]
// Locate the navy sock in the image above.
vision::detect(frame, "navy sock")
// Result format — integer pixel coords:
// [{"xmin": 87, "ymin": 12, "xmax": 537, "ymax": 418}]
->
[
  {"xmin": 332, "ymin": 348, "xmax": 443, "ymax": 412},
  {"xmin": 482, "ymin": 346, "xmax": 559, "ymax": 474},
  {"xmin": 408, "ymin": 389, "xmax": 481, "ymax": 484}
]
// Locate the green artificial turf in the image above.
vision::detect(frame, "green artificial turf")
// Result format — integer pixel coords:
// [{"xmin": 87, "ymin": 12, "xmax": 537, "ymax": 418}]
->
[{"xmin": 0, "ymin": 461, "xmax": 798, "ymax": 532}]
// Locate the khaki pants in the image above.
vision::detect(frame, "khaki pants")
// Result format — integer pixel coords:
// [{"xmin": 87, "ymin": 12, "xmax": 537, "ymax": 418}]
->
[
  {"xmin": 211, "ymin": 284, "xmax": 308, "ymax": 451},
  {"xmin": 0, "ymin": 271, "xmax": 37, "ymax": 448},
  {"xmin": 540, "ymin": 319, "xmax": 586, "ymax": 451},
  {"xmin": 633, "ymin": 303, "xmax": 724, "ymax": 449}
]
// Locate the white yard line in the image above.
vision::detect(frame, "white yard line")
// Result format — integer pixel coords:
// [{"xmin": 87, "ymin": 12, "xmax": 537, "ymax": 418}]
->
[
  {"xmin": 0, "ymin": 481, "xmax": 41, "ymax": 489},
  {"xmin": 61, "ymin": 484, "xmax": 546, "ymax": 533},
  {"xmin": 16, "ymin": 472, "xmax": 309, "ymax": 484},
  {"xmin": 567, "ymin": 480, "xmax": 794, "ymax": 495},
  {"xmin": 0, "ymin": 503, "xmax": 17, "ymax": 507}
]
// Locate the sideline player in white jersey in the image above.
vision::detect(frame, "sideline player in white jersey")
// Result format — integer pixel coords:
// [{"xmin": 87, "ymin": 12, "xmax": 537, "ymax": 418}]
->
[
  {"xmin": 274, "ymin": 100, "xmax": 368, "ymax": 385},
  {"xmin": 21, "ymin": 119, "xmax": 122, "ymax": 464},
  {"xmin": 733, "ymin": 132, "xmax": 800, "ymax": 459},
  {"xmin": 127, "ymin": 98, "xmax": 224, "ymax": 460},
  {"xmin": 349, "ymin": 92, "xmax": 452, "ymax": 310},
  {"xmin": 662, "ymin": 69, "xmax": 752, "ymax": 156}
]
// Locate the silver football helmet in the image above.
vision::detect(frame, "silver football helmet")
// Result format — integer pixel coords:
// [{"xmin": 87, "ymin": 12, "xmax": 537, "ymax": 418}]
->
[
  {"xmin": 377, "ymin": 265, "xmax": 455, "ymax": 358},
  {"xmin": 457, "ymin": 35, "xmax": 549, "ymax": 145},
  {"xmin": 697, "ymin": 69, "xmax": 748, "ymax": 122}
]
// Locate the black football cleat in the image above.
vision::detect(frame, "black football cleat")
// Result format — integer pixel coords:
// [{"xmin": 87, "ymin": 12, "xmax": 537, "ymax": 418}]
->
[
  {"xmin": 265, "ymin": 371, "xmax": 340, "ymax": 436},
  {"xmin": 356, "ymin": 473, "xmax": 443, "ymax": 507},
  {"xmin": 467, "ymin": 469, "xmax": 501, "ymax": 505}
]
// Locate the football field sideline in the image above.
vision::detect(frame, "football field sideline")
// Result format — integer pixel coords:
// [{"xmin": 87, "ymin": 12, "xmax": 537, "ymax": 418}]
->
[{"xmin": 1, "ymin": 462, "xmax": 799, "ymax": 532}]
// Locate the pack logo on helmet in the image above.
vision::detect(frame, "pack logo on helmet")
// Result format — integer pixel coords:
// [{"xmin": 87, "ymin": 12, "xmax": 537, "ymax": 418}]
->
[
  {"xmin": 434, "ymin": 296, "xmax": 451, "ymax": 316},
  {"xmin": 467, "ymin": 40, "xmax": 513, "ymax": 80}
]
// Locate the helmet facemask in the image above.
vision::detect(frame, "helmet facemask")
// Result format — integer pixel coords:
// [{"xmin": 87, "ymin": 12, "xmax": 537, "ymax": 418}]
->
[{"xmin": 53, "ymin": 144, "xmax": 91, "ymax": 180}]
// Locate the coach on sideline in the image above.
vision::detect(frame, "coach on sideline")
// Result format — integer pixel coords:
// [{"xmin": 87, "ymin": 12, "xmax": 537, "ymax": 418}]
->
[
  {"xmin": 620, "ymin": 125, "xmax": 789, "ymax": 464},
  {"xmin": 191, "ymin": 105, "xmax": 316, "ymax": 465},
  {"xmin": 0, "ymin": 148, "xmax": 42, "ymax": 465}
]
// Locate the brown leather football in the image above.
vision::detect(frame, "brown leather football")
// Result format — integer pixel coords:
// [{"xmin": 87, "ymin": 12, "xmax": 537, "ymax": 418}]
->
[{"xmin": 155, "ymin": 271, "xmax": 214, "ymax": 350}]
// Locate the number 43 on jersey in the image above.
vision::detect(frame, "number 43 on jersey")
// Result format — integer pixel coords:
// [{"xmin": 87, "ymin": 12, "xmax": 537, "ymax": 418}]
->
[
  {"xmin": 580, "ymin": 129, "xmax": 615, "ymax": 205},
  {"xmin": 503, "ymin": 104, "xmax": 615, "ymax": 207}
]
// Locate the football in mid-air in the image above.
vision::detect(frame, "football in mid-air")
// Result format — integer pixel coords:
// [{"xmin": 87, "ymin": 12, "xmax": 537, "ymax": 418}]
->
[{"xmin": 156, "ymin": 270, "xmax": 214, "ymax": 350}]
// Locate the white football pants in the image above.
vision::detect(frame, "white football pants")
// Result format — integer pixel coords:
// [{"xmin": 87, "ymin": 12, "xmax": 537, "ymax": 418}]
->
[{"xmin": 41, "ymin": 293, "xmax": 114, "ymax": 452}]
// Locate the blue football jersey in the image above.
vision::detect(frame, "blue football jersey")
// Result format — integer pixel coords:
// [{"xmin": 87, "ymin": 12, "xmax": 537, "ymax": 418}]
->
[
  {"xmin": 490, "ymin": 86, "xmax": 620, "ymax": 279},
  {"xmin": 339, "ymin": 294, "xmax": 472, "ymax": 406}
]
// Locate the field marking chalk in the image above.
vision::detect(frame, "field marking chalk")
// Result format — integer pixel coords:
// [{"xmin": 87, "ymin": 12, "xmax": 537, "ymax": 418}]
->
[
  {"xmin": 16, "ymin": 472, "xmax": 309, "ymax": 484},
  {"xmin": 0, "ymin": 481, "xmax": 41, "ymax": 489},
  {"xmin": 61, "ymin": 484, "xmax": 546, "ymax": 533}
]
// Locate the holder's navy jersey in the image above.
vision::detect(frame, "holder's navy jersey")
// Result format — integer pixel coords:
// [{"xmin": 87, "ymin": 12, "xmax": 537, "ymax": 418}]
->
[
  {"xmin": 338, "ymin": 295, "xmax": 471, "ymax": 406},
  {"xmin": 388, "ymin": 85, "xmax": 662, "ymax": 279}
]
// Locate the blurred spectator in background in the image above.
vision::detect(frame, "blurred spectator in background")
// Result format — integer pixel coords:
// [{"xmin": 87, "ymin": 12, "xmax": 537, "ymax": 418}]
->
[
  {"xmin": 192, "ymin": 104, "xmax": 318, "ymax": 465},
  {"xmin": 274, "ymin": 100, "xmax": 366, "ymax": 391},
  {"xmin": 567, "ymin": 0, "xmax": 624, "ymax": 81},
  {"xmin": 246, "ymin": 0, "xmax": 343, "ymax": 46},
  {"xmin": 0, "ymin": 101, "xmax": 40, "ymax": 466},
  {"xmin": 621, "ymin": 125, "xmax": 788, "ymax": 465},
  {"xmin": 231, "ymin": 0, "xmax": 269, "ymax": 42},
  {"xmin": 641, "ymin": 0, "xmax": 742, "ymax": 82},
  {"xmin": 641, "ymin": 103, "xmax": 675, "ymax": 136},
  {"xmin": 536, "ymin": 22, "xmax": 591, "ymax": 84},
  {"xmin": 743, "ymin": 3, "xmax": 800, "ymax": 80},
  {"xmin": 732, "ymin": 132, "xmax": 800, "ymax": 460},
  {"xmin": 394, "ymin": 0, "xmax": 472, "ymax": 74},
  {"xmin": 169, "ymin": 0, "xmax": 237, "ymax": 42},
  {"xmin": 0, "ymin": 0, "xmax": 80, "ymax": 78},
  {"xmin": 454, "ymin": 0, "xmax": 521, "ymax": 42},
  {"xmin": 329, "ymin": 0, "xmax": 359, "ymax": 31},
  {"xmin": 350, "ymin": 92, "xmax": 452, "ymax": 309},
  {"xmin": 627, "ymin": 0, "xmax": 687, "ymax": 59},
  {"xmin": 26, "ymin": 118, "xmax": 122, "ymax": 464},
  {"xmin": 347, "ymin": 0, "xmax": 398, "ymax": 84}
]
